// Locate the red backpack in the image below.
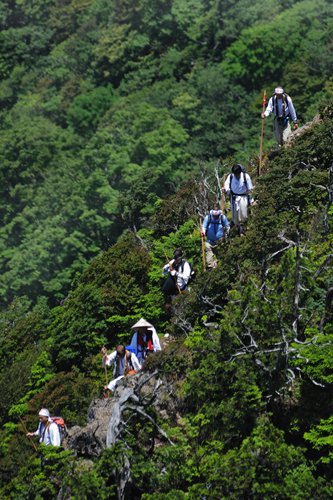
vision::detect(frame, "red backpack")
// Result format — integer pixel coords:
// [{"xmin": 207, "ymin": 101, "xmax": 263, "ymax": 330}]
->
[{"xmin": 47, "ymin": 416, "xmax": 67, "ymax": 444}]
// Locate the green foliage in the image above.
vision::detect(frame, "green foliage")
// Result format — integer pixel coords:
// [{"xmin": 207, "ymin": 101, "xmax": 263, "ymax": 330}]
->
[
  {"xmin": 67, "ymin": 84, "xmax": 117, "ymax": 135},
  {"xmin": 2, "ymin": 0, "xmax": 333, "ymax": 497},
  {"xmin": 48, "ymin": 234, "xmax": 153, "ymax": 370}
]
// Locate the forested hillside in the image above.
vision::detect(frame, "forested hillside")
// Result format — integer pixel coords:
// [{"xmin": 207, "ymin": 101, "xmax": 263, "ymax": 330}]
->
[
  {"xmin": 1, "ymin": 0, "xmax": 333, "ymax": 498},
  {"xmin": 0, "ymin": 0, "xmax": 333, "ymax": 308}
]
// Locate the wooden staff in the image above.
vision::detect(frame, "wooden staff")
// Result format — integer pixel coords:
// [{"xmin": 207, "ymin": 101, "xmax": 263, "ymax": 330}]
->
[
  {"xmin": 163, "ymin": 249, "xmax": 181, "ymax": 294},
  {"xmin": 221, "ymin": 174, "xmax": 226, "ymax": 214},
  {"xmin": 259, "ymin": 90, "xmax": 266, "ymax": 176},
  {"xmin": 200, "ymin": 218, "xmax": 206, "ymax": 272},
  {"xmin": 19, "ymin": 416, "xmax": 38, "ymax": 453},
  {"xmin": 103, "ymin": 346, "xmax": 109, "ymax": 398}
]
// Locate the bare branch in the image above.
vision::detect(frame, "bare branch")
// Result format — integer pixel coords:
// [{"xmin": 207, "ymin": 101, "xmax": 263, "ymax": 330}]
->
[
  {"xmin": 323, "ymin": 161, "xmax": 333, "ymax": 234},
  {"xmin": 313, "ymin": 252, "xmax": 333, "ymax": 279}
]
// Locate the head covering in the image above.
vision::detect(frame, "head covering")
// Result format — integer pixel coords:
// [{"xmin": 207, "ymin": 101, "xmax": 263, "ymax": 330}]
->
[
  {"xmin": 39, "ymin": 408, "xmax": 50, "ymax": 417},
  {"xmin": 275, "ymin": 87, "xmax": 284, "ymax": 94},
  {"xmin": 173, "ymin": 249, "xmax": 183, "ymax": 259},
  {"xmin": 131, "ymin": 318, "xmax": 153, "ymax": 329},
  {"xmin": 210, "ymin": 209, "xmax": 222, "ymax": 217}
]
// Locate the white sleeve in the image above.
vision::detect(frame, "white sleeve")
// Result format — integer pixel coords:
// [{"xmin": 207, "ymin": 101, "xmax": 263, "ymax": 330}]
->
[
  {"xmin": 162, "ymin": 263, "xmax": 171, "ymax": 275},
  {"xmin": 246, "ymin": 174, "xmax": 254, "ymax": 203},
  {"xmin": 224, "ymin": 174, "xmax": 231, "ymax": 195},
  {"xmin": 131, "ymin": 353, "xmax": 141, "ymax": 371},
  {"xmin": 264, "ymin": 97, "xmax": 273, "ymax": 117},
  {"xmin": 245, "ymin": 174, "xmax": 253, "ymax": 191},
  {"xmin": 49, "ymin": 423, "xmax": 61, "ymax": 446},
  {"xmin": 150, "ymin": 327, "xmax": 161, "ymax": 352},
  {"xmin": 287, "ymin": 96, "xmax": 297, "ymax": 122},
  {"xmin": 103, "ymin": 350, "xmax": 117, "ymax": 367}
]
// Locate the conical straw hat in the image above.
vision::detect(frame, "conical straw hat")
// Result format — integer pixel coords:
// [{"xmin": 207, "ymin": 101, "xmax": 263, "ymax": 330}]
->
[{"xmin": 131, "ymin": 318, "xmax": 153, "ymax": 329}]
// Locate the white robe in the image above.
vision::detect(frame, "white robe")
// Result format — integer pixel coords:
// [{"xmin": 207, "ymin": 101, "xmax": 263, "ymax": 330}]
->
[
  {"xmin": 103, "ymin": 350, "xmax": 141, "ymax": 392},
  {"xmin": 224, "ymin": 173, "xmax": 254, "ymax": 224},
  {"xmin": 129, "ymin": 327, "xmax": 161, "ymax": 367},
  {"xmin": 37, "ymin": 419, "xmax": 61, "ymax": 446}
]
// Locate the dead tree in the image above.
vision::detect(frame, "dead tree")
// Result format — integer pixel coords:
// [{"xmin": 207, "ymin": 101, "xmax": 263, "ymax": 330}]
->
[
  {"xmin": 323, "ymin": 161, "xmax": 333, "ymax": 235},
  {"xmin": 106, "ymin": 371, "xmax": 174, "ymax": 500}
]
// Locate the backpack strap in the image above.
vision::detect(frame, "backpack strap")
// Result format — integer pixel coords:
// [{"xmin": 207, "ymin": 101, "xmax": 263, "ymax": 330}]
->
[
  {"xmin": 243, "ymin": 171, "xmax": 248, "ymax": 191},
  {"xmin": 42, "ymin": 421, "xmax": 50, "ymax": 443},
  {"xmin": 230, "ymin": 172, "xmax": 249, "ymax": 197}
]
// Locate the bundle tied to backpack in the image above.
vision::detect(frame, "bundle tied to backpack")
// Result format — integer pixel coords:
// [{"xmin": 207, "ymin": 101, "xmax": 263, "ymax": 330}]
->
[{"xmin": 162, "ymin": 249, "xmax": 181, "ymax": 295}]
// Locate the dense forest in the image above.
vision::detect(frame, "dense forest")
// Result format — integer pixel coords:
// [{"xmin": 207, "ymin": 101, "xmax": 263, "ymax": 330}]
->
[{"xmin": 1, "ymin": 0, "xmax": 333, "ymax": 498}]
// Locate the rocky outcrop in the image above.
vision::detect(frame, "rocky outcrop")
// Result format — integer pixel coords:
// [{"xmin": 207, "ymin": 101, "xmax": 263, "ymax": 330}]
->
[
  {"xmin": 286, "ymin": 114, "xmax": 323, "ymax": 148},
  {"xmin": 64, "ymin": 368, "xmax": 182, "ymax": 458},
  {"xmin": 64, "ymin": 397, "xmax": 115, "ymax": 457}
]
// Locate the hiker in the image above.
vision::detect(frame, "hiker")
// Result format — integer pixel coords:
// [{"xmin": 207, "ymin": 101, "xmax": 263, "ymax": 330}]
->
[
  {"xmin": 223, "ymin": 164, "xmax": 253, "ymax": 235},
  {"xmin": 200, "ymin": 206, "xmax": 229, "ymax": 270},
  {"xmin": 162, "ymin": 249, "xmax": 191, "ymax": 300},
  {"xmin": 129, "ymin": 318, "xmax": 161, "ymax": 367},
  {"xmin": 26, "ymin": 408, "xmax": 61, "ymax": 446},
  {"xmin": 261, "ymin": 86, "xmax": 298, "ymax": 147},
  {"xmin": 102, "ymin": 344, "xmax": 140, "ymax": 392}
]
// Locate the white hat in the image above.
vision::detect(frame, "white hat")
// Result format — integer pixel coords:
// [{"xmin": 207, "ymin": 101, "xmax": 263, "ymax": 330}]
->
[
  {"xmin": 38, "ymin": 408, "xmax": 50, "ymax": 417},
  {"xmin": 275, "ymin": 87, "xmax": 284, "ymax": 94},
  {"xmin": 131, "ymin": 318, "xmax": 153, "ymax": 329}
]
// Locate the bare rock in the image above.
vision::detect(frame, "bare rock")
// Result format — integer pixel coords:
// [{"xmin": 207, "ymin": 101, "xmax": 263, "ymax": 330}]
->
[
  {"xmin": 286, "ymin": 114, "xmax": 323, "ymax": 148},
  {"xmin": 64, "ymin": 397, "xmax": 116, "ymax": 457},
  {"xmin": 64, "ymin": 370, "xmax": 183, "ymax": 458}
]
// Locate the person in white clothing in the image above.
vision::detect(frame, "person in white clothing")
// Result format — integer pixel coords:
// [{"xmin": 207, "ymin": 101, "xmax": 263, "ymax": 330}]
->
[
  {"xmin": 261, "ymin": 86, "xmax": 298, "ymax": 146},
  {"xmin": 223, "ymin": 164, "xmax": 253, "ymax": 235},
  {"xmin": 129, "ymin": 318, "xmax": 161, "ymax": 367},
  {"xmin": 162, "ymin": 249, "xmax": 191, "ymax": 300},
  {"xmin": 26, "ymin": 408, "xmax": 61, "ymax": 446},
  {"xmin": 102, "ymin": 344, "xmax": 141, "ymax": 392}
]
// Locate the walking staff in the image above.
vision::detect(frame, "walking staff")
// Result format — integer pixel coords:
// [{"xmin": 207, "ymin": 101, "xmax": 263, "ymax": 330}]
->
[
  {"xmin": 200, "ymin": 218, "xmax": 206, "ymax": 271},
  {"xmin": 103, "ymin": 346, "xmax": 109, "ymax": 398},
  {"xmin": 259, "ymin": 90, "xmax": 266, "ymax": 176},
  {"xmin": 19, "ymin": 416, "xmax": 38, "ymax": 453}
]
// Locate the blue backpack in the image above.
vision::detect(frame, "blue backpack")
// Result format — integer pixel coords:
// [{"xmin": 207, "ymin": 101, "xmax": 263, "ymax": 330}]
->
[{"xmin": 125, "ymin": 345, "xmax": 137, "ymax": 356}]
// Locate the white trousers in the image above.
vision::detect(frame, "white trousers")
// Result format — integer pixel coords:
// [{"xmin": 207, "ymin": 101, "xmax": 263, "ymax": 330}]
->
[
  {"xmin": 273, "ymin": 116, "xmax": 291, "ymax": 146},
  {"xmin": 107, "ymin": 375, "xmax": 124, "ymax": 392},
  {"xmin": 231, "ymin": 196, "xmax": 248, "ymax": 225}
]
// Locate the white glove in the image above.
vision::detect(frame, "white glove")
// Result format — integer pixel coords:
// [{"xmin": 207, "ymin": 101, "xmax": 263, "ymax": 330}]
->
[{"xmin": 170, "ymin": 270, "xmax": 177, "ymax": 276}]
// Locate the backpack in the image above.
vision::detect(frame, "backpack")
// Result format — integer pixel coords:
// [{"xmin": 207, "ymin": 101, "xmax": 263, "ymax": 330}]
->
[
  {"xmin": 125, "ymin": 345, "xmax": 137, "ymax": 356},
  {"xmin": 271, "ymin": 92, "xmax": 292, "ymax": 120},
  {"xmin": 207, "ymin": 214, "xmax": 229, "ymax": 232},
  {"xmin": 48, "ymin": 417, "xmax": 67, "ymax": 445}
]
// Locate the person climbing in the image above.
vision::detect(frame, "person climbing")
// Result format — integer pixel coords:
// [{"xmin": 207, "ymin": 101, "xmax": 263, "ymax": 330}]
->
[
  {"xmin": 162, "ymin": 249, "xmax": 191, "ymax": 300},
  {"xmin": 200, "ymin": 205, "xmax": 229, "ymax": 270},
  {"xmin": 102, "ymin": 344, "xmax": 141, "ymax": 393},
  {"xmin": 129, "ymin": 318, "xmax": 161, "ymax": 367},
  {"xmin": 261, "ymin": 86, "xmax": 298, "ymax": 147},
  {"xmin": 223, "ymin": 164, "xmax": 253, "ymax": 236},
  {"xmin": 26, "ymin": 408, "xmax": 61, "ymax": 446}
]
